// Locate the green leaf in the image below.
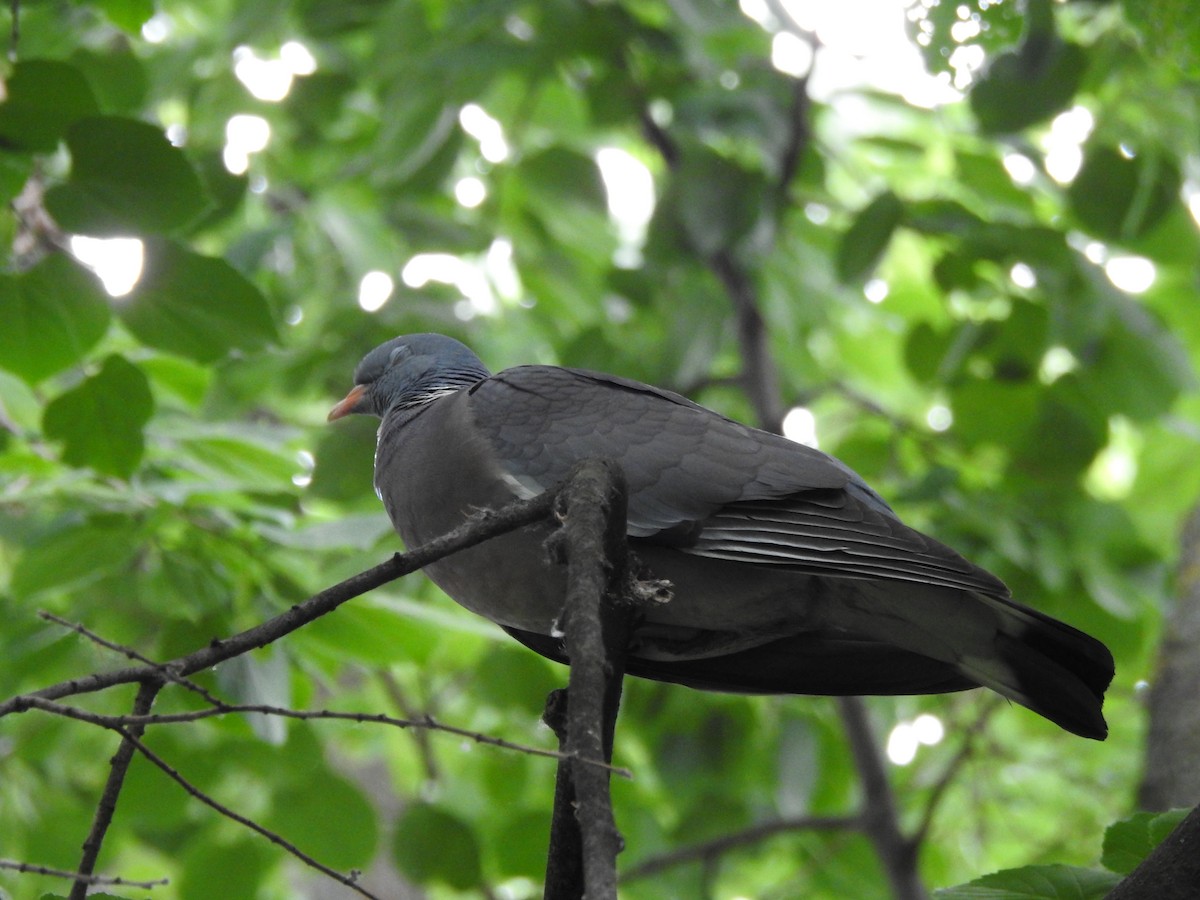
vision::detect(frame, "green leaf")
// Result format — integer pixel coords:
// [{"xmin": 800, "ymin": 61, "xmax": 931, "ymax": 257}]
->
[
  {"xmin": 970, "ymin": 41, "xmax": 1087, "ymax": 134},
  {"xmin": 118, "ymin": 241, "xmax": 276, "ymax": 362},
  {"xmin": 934, "ymin": 864, "xmax": 1121, "ymax": 899},
  {"xmin": 1101, "ymin": 809, "xmax": 1189, "ymax": 875},
  {"xmin": 180, "ymin": 837, "xmax": 273, "ymax": 900},
  {"xmin": 836, "ymin": 190, "xmax": 906, "ymax": 283},
  {"xmin": 69, "ymin": 48, "xmax": 149, "ymax": 113},
  {"xmin": 903, "ymin": 319, "xmax": 974, "ymax": 385},
  {"xmin": 0, "ymin": 153, "xmax": 33, "ymax": 206},
  {"xmin": 1014, "ymin": 378, "xmax": 1108, "ymax": 477},
  {"xmin": 1123, "ymin": 1, "xmax": 1200, "ymax": 77},
  {"xmin": 374, "ymin": 94, "xmax": 461, "ymax": 188},
  {"xmin": 489, "ymin": 807, "xmax": 550, "ymax": 878},
  {"xmin": 139, "ymin": 355, "xmax": 213, "ymax": 407},
  {"xmin": 657, "ymin": 149, "xmax": 766, "ymax": 257},
  {"xmin": 1070, "ymin": 275, "xmax": 1194, "ymax": 420},
  {"xmin": 472, "ymin": 644, "xmax": 562, "ymax": 716},
  {"xmin": 11, "ymin": 518, "xmax": 140, "ymax": 600},
  {"xmin": 45, "ymin": 116, "xmax": 210, "ymax": 235},
  {"xmin": 392, "ymin": 803, "xmax": 483, "ymax": 889},
  {"xmin": 1067, "ymin": 146, "xmax": 1182, "ymax": 243},
  {"xmin": 0, "ymin": 369, "xmax": 41, "ymax": 430},
  {"xmin": 950, "ymin": 379, "xmax": 1039, "ymax": 448},
  {"xmin": 265, "ymin": 770, "xmax": 378, "ymax": 870},
  {"xmin": 42, "ymin": 354, "xmax": 154, "ymax": 478},
  {"xmin": 515, "ymin": 145, "xmax": 614, "ymax": 253},
  {"xmin": 93, "ymin": 0, "xmax": 156, "ymax": 33},
  {"xmin": 0, "ymin": 60, "xmax": 100, "ymax": 152},
  {"xmin": 907, "ymin": 198, "xmax": 985, "ymax": 237},
  {"xmin": 309, "ymin": 414, "xmax": 378, "ymax": 501},
  {"xmin": 189, "ymin": 149, "xmax": 249, "ymax": 228},
  {"xmin": 298, "ymin": 599, "xmax": 440, "ymax": 666},
  {"xmin": 0, "ymin": 254, "xmax": 111, "ymax": 383},
  {"xmin": 258, "ymin": 514, "xmax": 394, "ymax": 552}
]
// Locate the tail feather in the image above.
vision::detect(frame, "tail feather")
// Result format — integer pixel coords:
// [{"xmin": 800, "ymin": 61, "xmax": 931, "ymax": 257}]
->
[{"xmin": 831, "ymin": 581, "xmax": 1114, "ymax": 739}]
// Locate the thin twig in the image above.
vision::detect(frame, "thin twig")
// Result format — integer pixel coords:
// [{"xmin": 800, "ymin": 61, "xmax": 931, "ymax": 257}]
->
[
  {"xmin": 910, "ymin": 697, "xmax": 1000, "ymax": 847},
  {"xmin": 621, "ymin": 814, "xmax": 859, "ymax": 881},
  {"xmin": 116, "ymin": 729, "xmax": 379, "ymax": 900},
  {"xmin": 377, "ymin": 668, "xmax": 441, "ymax": 782},
  {"xmin": 776, "ymin": 72, "xmax": 813, "ymax": 192},
  {"xmin": 0, "ymin": 489, "xmax": 557, "ymax": 717},
  {"xmin": 708, "ymin": 247, "xmax": 786, "ymax": 433},
  {"xmin": 8, "ymin": 0, "xmax": 19, "ymax": 61},
  {"xmin": 12, "ymin": 694, "xmax": 631, "ymax": 777},
  {"xmin": 0, "ymin": 859, "xmax": 167, "ymax": 890},
  {"xmin": 70, "ymin": 680, "xmax": 160, "ymax": 900},
  {"xmin": 39, "ymin": 611, "xmax": 227, "ymax": 706}
]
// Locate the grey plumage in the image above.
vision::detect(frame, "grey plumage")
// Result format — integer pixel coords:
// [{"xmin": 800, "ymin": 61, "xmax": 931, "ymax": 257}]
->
[{"xmin": 330, "ymin": 333, "xmax": 1114, "ymax": 739}]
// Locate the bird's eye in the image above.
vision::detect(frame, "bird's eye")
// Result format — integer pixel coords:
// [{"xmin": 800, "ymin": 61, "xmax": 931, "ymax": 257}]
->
[{"xmin": 388, "ymin": 345, "xmax": 412, "ymax": 366}]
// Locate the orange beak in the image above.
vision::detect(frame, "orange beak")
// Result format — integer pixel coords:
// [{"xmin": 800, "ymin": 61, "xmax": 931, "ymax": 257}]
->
[{"xmin": 327, "ymin": 384, "xmax": 367, "ymax": 421}]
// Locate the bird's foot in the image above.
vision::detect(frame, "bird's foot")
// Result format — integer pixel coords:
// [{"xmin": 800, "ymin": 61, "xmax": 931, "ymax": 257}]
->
[{"xmin": 629, "ymin": 576, "xmax": 673, "ymax": 606}]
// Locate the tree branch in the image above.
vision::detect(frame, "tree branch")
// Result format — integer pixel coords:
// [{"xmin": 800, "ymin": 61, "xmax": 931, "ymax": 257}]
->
[
  {"xmin": 69, "ymin": 680, "xmax": 160, "ymax": 900},
  {"xmin": 1138, "ymin": 501, "xmax": 1200, "ymax": 810},
  {"xmin": 838, "ymin": 697, "xmax": 926, "ymax": 900},
  {"xmin": 708, "ymin": 247, "xmax": 787, "ymax": 433},
  {"xmin": 543, "ymin": 459, "xmax": 635, "ymax": 900}
]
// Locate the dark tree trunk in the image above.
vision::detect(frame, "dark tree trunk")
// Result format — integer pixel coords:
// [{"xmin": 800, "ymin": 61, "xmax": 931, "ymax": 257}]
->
[{"xmin": 1138, "ymin": 503, "xmax": 1200, "ymax": 811}]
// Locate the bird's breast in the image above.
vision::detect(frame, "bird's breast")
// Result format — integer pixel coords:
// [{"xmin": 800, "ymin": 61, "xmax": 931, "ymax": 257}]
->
[{"xmin": 374, "ymin": 395, "xmax": 568, "ymax": 633}]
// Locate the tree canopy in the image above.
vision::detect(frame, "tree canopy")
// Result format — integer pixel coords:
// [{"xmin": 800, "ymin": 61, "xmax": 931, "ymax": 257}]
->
[{"xmin": 1, "ymin": 0, "xmax": 1198, "ymax": 897}]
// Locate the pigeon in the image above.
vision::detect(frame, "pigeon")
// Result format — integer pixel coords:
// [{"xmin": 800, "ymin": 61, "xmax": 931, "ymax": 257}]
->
[{"xmin": 329, "ymin": 333, "xmax": 1114, "ymax": 738}]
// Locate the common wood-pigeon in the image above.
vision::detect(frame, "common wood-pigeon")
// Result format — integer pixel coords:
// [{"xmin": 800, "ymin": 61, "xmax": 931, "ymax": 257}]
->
[{"xmin": 330, "ymin": 333, "xmax": 1114, "ymax": 739}]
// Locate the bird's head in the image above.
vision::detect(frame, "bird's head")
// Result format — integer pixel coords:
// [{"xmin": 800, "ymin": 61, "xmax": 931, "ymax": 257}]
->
[{"xmin": 328, "ymin": 333, "xmax": 490, "ymax": 421}]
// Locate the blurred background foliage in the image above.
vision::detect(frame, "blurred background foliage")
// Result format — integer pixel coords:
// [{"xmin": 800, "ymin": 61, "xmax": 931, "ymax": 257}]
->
[{"xmin": 1, "ymin": 0, "xmax": 1198, "ymax": 897}]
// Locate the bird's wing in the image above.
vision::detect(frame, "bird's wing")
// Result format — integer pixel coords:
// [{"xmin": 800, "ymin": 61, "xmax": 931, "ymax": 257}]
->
[
  {"xmin": 468, "ymin": 365, "xmax": 863, "ymax": 534},
  {"xmin": 470, "ymin": 365, "xmax": 1006, "ymax": 597},
  {"xmin": 685, "ymin": 493, "xmax": 1009, "ymax": 595}
]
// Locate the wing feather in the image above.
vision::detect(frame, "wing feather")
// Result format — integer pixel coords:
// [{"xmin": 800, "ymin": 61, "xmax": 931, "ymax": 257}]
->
[
  {"xmin": 683, "ymin": 496, "xmax": 1007, "ymax": 595},
  {"xmin": 470, "ymin": 366, "xmax": 862, "ymax": 533},
  {"xmin": 469, "ymin": 366, "xmax": 1002, "ymax": 597}
]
